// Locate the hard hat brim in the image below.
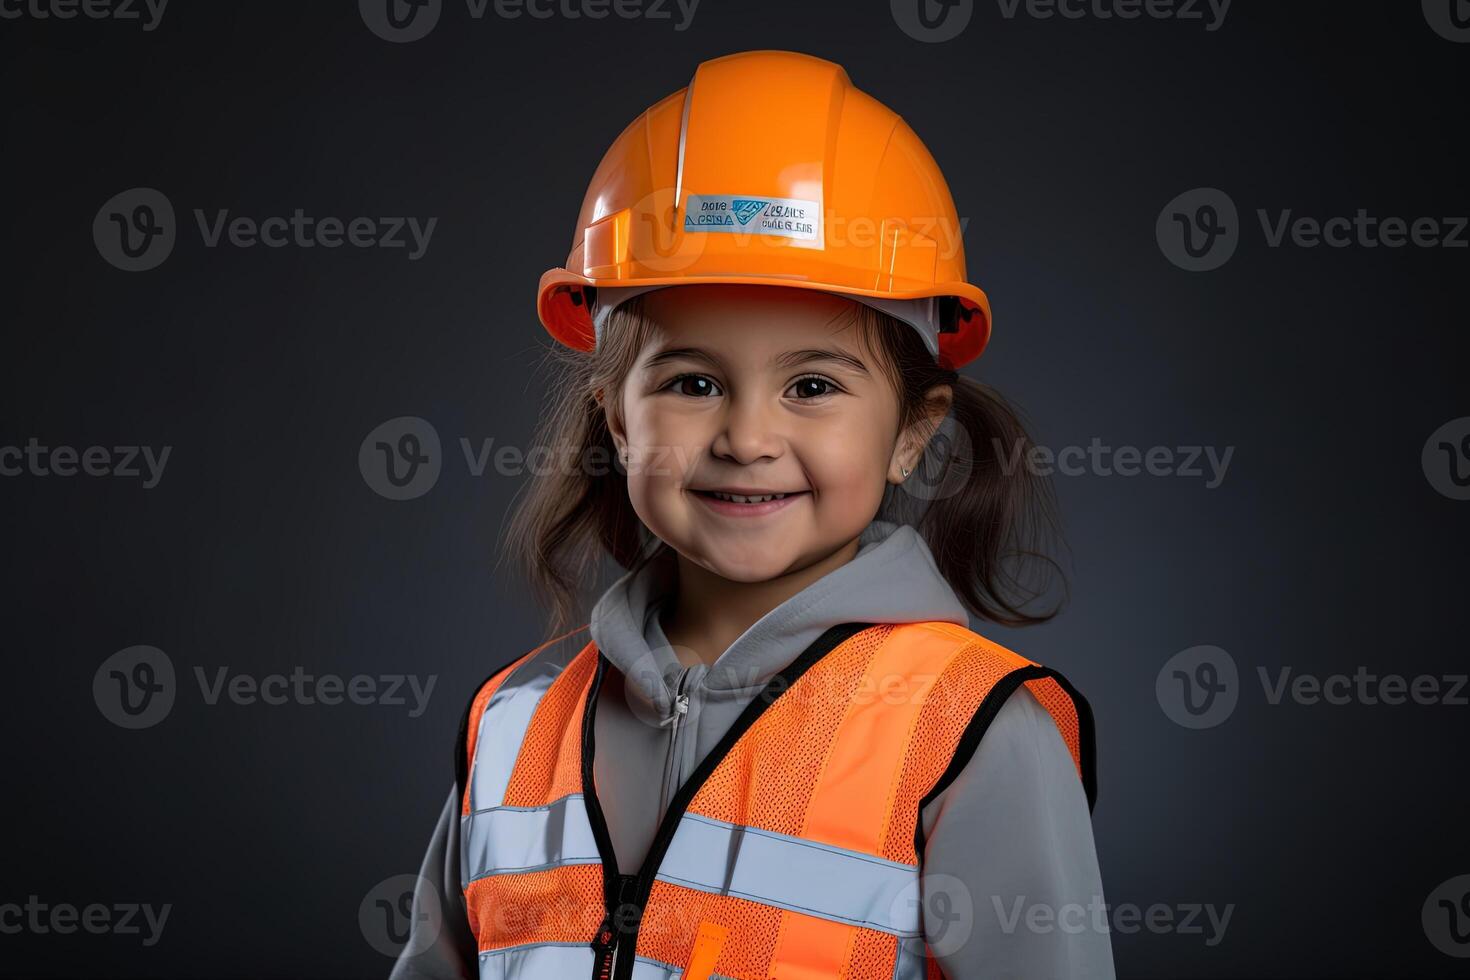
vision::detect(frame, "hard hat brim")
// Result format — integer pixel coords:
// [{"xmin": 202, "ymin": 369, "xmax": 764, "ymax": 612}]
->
[{"xmin": 537, "ymin": 267, "xmax": 992, "ymax": 370}]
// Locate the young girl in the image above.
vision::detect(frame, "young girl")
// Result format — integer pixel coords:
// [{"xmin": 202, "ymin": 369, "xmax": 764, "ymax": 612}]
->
[{"xmin": 392, "ymin": 50, "xmax": 1111, "ymax": 980}]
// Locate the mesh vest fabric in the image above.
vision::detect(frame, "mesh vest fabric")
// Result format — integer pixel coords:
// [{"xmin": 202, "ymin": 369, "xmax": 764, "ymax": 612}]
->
[{"xmin": 458, "ymin": 622, "xmax": 1093, "ymax": 979}]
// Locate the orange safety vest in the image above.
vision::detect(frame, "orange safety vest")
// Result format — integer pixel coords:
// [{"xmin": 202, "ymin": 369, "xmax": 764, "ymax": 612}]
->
[{"xmin": 455, "ymin": 621, "xmax": 1096, "ymax": 980}]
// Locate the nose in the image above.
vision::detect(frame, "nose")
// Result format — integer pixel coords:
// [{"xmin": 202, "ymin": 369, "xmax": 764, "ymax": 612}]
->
[{"xmin": 709, "ymin": 391, "xmax": 785, "ymax": 465}]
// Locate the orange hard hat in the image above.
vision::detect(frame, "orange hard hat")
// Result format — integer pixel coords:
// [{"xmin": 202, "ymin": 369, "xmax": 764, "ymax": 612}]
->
[{"xmin": 536, "ymin": 50, "xmax": 992, "ymax": 370}]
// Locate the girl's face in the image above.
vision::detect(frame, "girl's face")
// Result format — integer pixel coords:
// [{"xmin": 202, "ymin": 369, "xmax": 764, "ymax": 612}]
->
[{"xmin": 605, "ymin": 284, "xmax": 938, "ymax": 584}]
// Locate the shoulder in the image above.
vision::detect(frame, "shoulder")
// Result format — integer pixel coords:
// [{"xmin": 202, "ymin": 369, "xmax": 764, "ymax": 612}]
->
[
  {"xmin": 894, "ymin": 621, "xmax": 1097, "ymax": 815},
  {"xmin": 452, "ymin": 625, "xmax": 593, "ymax": 788},
  {"xmin": 919, "ymin": 685, "xmax": 1099, "ymax": 853},
  {"xmin": 890, "ymin": 620, "xmax": 1051, "ymax": 677}
]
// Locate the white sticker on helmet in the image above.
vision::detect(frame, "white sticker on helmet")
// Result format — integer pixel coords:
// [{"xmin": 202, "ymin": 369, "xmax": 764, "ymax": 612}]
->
[{"xmin": 684, "ymin": 194, "xmax": 821, "ymax": 242}]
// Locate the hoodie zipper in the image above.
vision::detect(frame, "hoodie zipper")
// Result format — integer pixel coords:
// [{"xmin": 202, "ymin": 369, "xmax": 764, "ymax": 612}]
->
[
  {"xmin": 581, "ymin": 622, "xmax": 871, "ymax": 980},
  {"xmin": 658, "ymin": 666, "xmax": 692, "ymax": 819}
]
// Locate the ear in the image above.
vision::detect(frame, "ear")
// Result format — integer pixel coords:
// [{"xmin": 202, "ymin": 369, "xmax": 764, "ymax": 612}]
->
[
  {"xmin": 888, "ymin": 384, "xmax": 953, "ymax": 484},
  {"xmin": 595, "ymin": 386, "xmax": 628, "ymax": 460}
]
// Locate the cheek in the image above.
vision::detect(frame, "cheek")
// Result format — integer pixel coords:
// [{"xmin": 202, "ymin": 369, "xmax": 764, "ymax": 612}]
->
[
  {"xmin": 800, "ymin": 412, "xmax": 894, "ymax": 498},
  {"xmin": 622, "ymin": 402, "xmax": 705, "ymax": 490}
]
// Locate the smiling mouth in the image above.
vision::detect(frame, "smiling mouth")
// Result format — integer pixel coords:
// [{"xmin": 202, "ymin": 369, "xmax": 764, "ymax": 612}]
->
[{"xmin": 691, "ymin": 490, "xmax": 805, "ymax": 504}]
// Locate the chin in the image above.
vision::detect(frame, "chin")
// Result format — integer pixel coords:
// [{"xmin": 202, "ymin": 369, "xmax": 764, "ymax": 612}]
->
[
  {"xmin": 671, "ymin": 530, "xmax": 802, "ymax": 583},
  {"xmin": 698, "ymin": 556, "xmax": 794, "ymax": 584}
]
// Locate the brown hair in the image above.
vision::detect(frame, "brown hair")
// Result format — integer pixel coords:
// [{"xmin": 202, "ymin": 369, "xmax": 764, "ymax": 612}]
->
[{"xmin": 503, "ymin": 292, "xmax": 1067, "ymax": 638}]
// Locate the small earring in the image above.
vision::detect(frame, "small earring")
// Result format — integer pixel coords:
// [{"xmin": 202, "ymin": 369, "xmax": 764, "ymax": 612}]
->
[{"xmin": 900, "ymin": 465, "xmax": 911, "ymax": 478}]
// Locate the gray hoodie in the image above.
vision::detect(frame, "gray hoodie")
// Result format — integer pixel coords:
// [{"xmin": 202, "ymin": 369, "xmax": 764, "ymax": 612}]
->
[{"xmin": 390, "ymin": 519, "xmax": 1115, "ymax": 979}]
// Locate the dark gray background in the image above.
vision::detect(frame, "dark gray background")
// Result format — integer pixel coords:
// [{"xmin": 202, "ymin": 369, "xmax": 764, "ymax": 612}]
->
[{"xmin": 2, "ymin": 1, "xmax": 1467, "ymax": 977}]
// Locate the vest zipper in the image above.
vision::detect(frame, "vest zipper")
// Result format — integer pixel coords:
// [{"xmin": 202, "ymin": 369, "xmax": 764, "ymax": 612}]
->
[
  {"xmin": 581, "ymin": 623, "xmax": 872, "ymax": 980},
  {"xmin": 590, "ymin": 871, "xmax": 638, "ymax": 979}
]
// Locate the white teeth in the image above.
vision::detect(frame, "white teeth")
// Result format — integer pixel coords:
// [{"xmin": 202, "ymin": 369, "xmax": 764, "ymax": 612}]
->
[{"xmin": 711, "ymin": 491, "xmax": 786, "ymax": 503}]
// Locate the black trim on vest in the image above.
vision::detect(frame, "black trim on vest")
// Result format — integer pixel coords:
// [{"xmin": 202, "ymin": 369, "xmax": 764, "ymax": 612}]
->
[
  {"xmin": 454, "ymin": 668, "xmax": 501, "ymax": 792},
  {"xmin": 912, "ymin": 664, "xmax": 1099, "ymax": 860},
  {"xmin": 582, "ymin": 621, "xmax": 874, "ymax": 980}
]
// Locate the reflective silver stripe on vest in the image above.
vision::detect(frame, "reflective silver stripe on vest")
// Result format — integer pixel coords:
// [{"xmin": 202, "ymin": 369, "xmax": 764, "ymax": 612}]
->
[
  {"xmin": 477, "ymin": 941, "xmax": 593, "ymax": 979},
  {"xmin": 655, "ymin": 811, "xmax": 923, "ymax": 937},
  {"xmin": 461, "ymin": 794, "xmax": 601, "ymax": 889},
  {"xmin": 475, "ymin": 944, "xmax": 743, "ymax": 980},
  {"xmin": 467, "ymin": 640, "xmax": 582, "ymax": 813},
  {"xmin": 630, "ymin": 953, "xmax": 734, "ymax": 979},
  {"xmin": 891, "ymin": 936, "xmax": 927, "ymax": 980}
]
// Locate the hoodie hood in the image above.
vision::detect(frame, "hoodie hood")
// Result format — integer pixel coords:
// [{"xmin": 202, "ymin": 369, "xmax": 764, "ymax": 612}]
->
[{"xmin": 588, "ymin": 518, "xmax": 971, "ymax": 718}]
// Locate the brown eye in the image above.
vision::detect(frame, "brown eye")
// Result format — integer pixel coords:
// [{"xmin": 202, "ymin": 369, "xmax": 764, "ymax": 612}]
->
[
  {"xmin": 789, "ymin": 375, "xmax": 839, "ymax": 399},
  {"xmin": 668, "ymin": 374, "xmax": 720, "ymax": 397}
]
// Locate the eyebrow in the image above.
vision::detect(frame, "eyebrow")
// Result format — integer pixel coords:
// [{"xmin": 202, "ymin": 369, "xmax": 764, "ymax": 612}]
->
[
  {"xmin": 773, "ymin": 348, "xmax": 870, "ymax": 374},
  {"xmin": 644, "ymin": 347, "xmax": 723, "ymax": 370},
  {"xmin": 643, "ymin": 346, "xmax": 869, "ymax": 375}
]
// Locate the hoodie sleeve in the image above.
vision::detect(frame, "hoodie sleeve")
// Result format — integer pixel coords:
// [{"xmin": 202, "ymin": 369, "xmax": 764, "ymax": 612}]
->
[
  {"xmin": 918, "ymin": 685, "xmax": 1115, "ymax": 979},
  {"xmin": 388, "ymin": 783, "xmax": 480, "ymax": 980}
]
